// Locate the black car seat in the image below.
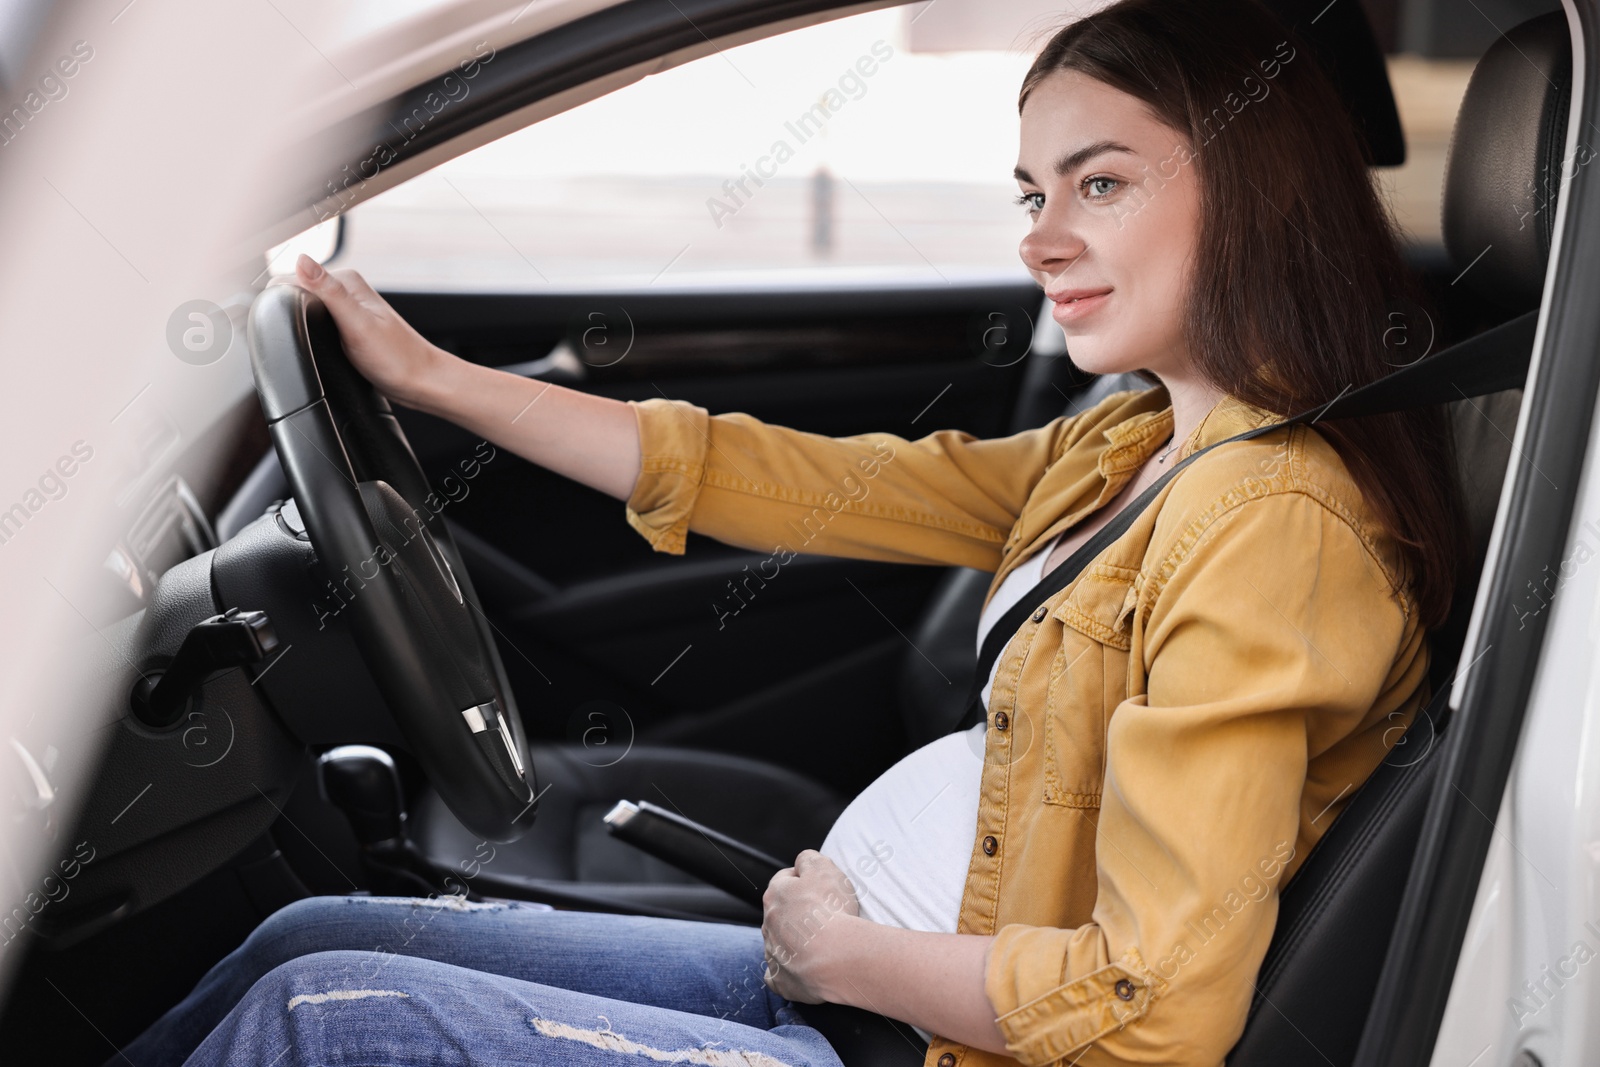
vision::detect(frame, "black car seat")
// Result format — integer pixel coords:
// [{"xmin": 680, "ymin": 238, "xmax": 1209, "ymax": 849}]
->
[{"xmin": 1226, "ymin": 12, "xmax": 1566, "ymax": 1065}]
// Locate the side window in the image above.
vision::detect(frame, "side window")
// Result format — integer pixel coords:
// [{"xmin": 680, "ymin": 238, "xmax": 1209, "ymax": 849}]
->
[
  {"xmin": 335, "ymin": 7, "xmax": 1043, "ymax": 292},
  {"xmin": 327, "ymin": 0, "xmax": 1530, "ymax": 371}
]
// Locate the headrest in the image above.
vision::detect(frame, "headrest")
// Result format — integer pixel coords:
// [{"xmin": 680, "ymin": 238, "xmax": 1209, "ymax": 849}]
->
[{"xmin": 1442, "ymin": 12, "xmax": 1573, "ymax": 310}]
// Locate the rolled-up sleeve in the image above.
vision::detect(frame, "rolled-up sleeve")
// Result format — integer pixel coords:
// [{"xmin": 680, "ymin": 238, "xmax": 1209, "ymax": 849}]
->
[
  {"xmin": 623, "ymin": 395, "xmax": 1107, "ymax": 569},
  {"xmin": 624, "ymin": 397, "xmax": 714, "ymax": 555},
  {"xmin": 984, "ymin": 492, "xmax": 1415, "ymax": 1066}
]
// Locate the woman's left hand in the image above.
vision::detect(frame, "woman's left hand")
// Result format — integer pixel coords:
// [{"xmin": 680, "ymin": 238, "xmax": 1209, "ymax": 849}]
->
[{"xmin": 761, "ymin": 849, "xmax": 861, "ymax": 1003}]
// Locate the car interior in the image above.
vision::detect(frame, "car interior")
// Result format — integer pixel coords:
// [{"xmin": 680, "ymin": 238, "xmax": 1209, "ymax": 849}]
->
[{"xmin": 0, "ymin": 0, "xmax": 1573, "ymax": 1064}]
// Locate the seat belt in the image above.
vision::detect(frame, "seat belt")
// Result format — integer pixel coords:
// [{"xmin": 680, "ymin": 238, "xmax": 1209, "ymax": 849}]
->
[{"xmin": 951, "ymin": 308, "xmax": 1539, "ymax": 734}]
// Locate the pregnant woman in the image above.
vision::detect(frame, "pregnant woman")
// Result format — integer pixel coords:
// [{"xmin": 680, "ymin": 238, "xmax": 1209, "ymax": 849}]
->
[{"xmin": 115, "ymin": 0, "xmax": 1466, "ymax": 1063}]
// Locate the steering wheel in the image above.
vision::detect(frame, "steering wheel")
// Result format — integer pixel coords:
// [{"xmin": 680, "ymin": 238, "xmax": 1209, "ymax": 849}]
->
[{"xmin": 246, "ymin": 282, "xmax": 538, "ymax": 843}]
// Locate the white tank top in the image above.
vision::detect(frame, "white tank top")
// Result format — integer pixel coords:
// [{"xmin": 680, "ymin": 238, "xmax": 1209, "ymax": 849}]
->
[{"xmin": 819, "ymin": 533, "xmax": 1065, "ymax": 947}]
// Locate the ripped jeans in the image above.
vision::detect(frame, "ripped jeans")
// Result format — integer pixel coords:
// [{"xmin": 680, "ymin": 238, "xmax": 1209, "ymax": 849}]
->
[{"xmin": 113, "ymin": 895, "xmax": 847, "ymax": 1067}]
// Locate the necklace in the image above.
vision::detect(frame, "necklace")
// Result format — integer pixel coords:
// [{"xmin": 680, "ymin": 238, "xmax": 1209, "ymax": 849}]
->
[{"xmin": 1157, "ymin": 434, "xmax": 1180, "ymax": 464}]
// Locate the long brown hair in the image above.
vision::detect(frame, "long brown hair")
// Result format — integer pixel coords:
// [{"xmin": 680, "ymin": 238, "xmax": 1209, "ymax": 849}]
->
[{"xmin": 1021, "ymin": 0, "xmax": 1468, "ymax": 630}]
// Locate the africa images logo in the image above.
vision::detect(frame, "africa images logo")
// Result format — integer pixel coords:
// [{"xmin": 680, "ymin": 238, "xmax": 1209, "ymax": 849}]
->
[
  {"xmin": 0, "ymin": 441, "xmax": 94, "ymax": 547},
  {"xmin": 705, "ymin": 40, "xmax": 896, "ymax": 228},
  {"xmin": 0, "ymin": 40, "xmax": 94, "ymax": 149}
]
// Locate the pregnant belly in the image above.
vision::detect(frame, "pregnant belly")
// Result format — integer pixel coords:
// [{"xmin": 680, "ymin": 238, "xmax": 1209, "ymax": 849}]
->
[{"xmin": 818, "ymin": 722, "xmax": 987, "ymax": 935}]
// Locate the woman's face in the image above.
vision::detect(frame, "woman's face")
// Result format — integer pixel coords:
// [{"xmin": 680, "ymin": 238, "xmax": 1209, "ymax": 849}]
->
[{"xmin": 1016, "ymin": 70, "xmax": 1201, "ymax": 380}]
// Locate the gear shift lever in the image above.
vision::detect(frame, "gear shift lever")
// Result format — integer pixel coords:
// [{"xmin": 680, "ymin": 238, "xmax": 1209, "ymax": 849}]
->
[
  {"xmin": 319, "ymin": 745, "xmax": 407, "ymax": 843},
  {"xmin": 318, "ymin": 745, "xmax": 478, "ymax": 899}
]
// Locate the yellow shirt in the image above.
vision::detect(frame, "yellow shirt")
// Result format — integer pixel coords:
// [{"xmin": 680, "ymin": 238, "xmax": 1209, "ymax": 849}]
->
[{"xmin": 623, "ymin": 385, "xmax": 1429, "ymax": 1067}]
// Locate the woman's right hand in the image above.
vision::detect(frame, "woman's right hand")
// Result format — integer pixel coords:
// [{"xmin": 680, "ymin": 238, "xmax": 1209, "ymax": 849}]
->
[
  {"xmin": 290, "ymin": 254, "xmax": 451, "ymax": 410},
  {"xmin": 288, "ymin": 253, "xmax": 642, "ymax": 502}
]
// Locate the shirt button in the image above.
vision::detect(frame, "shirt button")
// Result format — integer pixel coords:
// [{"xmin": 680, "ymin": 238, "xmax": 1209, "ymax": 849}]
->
[
  {"xmin": 938, "ymin": 1055, "xmax": 956, "ymax": 1067},
  {"xmin": 1115, "ymin": 979, "xmax": 1136, "ymax": 1001},
  {"xmin": 1031, "ymin": 605, "xmax": 1047, "ymax": 622},
  {"xmin": 994, "ymin": 711, "xmax": 1009, "ymax": 731},
  {"xmin": 982, "ymin": 835, "xmax": 998, "ymax": 856}
]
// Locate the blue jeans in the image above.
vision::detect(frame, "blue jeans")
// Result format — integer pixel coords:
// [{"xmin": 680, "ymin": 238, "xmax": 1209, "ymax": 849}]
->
[{"xmin": 115, "ymin": 895, "xmax": 849, "ymax": 1067}]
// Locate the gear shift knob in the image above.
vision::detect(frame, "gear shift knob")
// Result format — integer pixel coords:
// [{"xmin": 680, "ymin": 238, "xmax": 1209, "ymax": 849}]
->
[
  {"xmin": 317, "ymin": 744, "xmax": 482, "ymax": 899},
  {"xmin": 318, "ymin": 745, "xmax": 406, "ymax": 846}
]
